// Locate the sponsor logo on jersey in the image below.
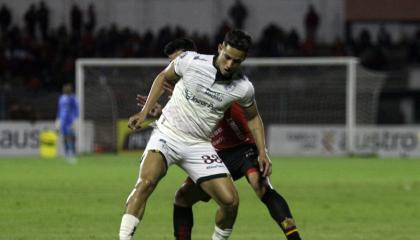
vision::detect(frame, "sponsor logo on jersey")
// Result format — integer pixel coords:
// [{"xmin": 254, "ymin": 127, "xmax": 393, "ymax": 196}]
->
[
  {"xmin": 193, "ymin": 55, "xmax": 207, "ymax": 61},
  {"xmin": 185, "ymin": 89, "xmax": 216, "ymax": 111},
  {"xmin": 204, "ymin": 88, "xmax": 223, "ymax": 102},
  {"xmin": 206, "ymin": 164, "xmax": 225, "ymax": 169}
]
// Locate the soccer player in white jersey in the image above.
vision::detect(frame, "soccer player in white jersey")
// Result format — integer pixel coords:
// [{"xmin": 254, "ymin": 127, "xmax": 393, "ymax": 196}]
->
[
  {"xmin": 139, "ymin": 38, "xmax": 302, "ymax": 240},
  {"xmin": 119, "ymin": 29, "xmax": 272, "ymax": 240}
]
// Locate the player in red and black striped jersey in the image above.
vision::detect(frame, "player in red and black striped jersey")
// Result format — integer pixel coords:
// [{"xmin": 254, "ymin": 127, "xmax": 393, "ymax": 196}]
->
[
  {"xmin": 211, "ymin": 102, "xmax": 259, "ymax": 180},
  {"xmin": 173, "ymin": 102, "xmax": 302, "ymax": 240},
  {"xmin": 137, "ymin": 38, "xmax": 302, "ymax": 240}
]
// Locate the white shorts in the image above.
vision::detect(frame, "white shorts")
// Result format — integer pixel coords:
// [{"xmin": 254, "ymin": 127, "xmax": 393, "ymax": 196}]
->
[{"xmin": 143, "ymin": 128, "xmax": 230, "ymax": 184}]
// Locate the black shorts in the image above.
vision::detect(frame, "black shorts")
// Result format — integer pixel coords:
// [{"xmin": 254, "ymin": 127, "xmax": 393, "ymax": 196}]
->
[{"xmin": 217, "ymin": 143, "xmax": 259, "ymax": 181}]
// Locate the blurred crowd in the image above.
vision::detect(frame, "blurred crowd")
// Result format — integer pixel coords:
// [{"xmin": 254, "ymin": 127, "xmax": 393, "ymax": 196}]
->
[{"xmin": 1, "ymin": 1, "xmax": 420, "ymax": 120}]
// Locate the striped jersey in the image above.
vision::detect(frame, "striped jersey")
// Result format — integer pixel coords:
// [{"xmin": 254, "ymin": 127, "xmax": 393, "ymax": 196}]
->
[{"xmin": 211, "ymin": 102, "xmax": 255, "ymax": 151}]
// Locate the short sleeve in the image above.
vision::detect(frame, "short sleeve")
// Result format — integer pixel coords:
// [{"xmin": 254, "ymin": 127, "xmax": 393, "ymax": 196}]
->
[
  {"xmin": 237, "ymin": 80, "xmax": 255, "ymax": 108},
  {"xmin": 173, "ymin": 51, "xmax": 196, "ymax": 77}
]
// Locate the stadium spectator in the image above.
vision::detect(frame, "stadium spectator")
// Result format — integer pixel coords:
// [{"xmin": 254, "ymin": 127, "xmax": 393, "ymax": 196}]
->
[
  {"xmin": 304, "ymin": 4, "xmax": 320, "ymax": 41},
  {"xmin": 0, "ymin": 4, "xmax": 11, "ymax": 35},
  {"xmin": 70, "ymin": 4, "xmax": 83, "ymax": 37},
  {"xmin": 56, "ymin": 83, "xmax": 79, "ymax": 162},
  {"xmin": 155, "ymin": 26, "xmax": 173, "ymax": 57},
  {"xmin": 24, "ymin": 4, "xmax": 37, "ymax": 38},
  {"xmin": 137, "ymin": 38, "xmax": 303, "ymax": 240},
  {"xmin": 37, "ymin": 1, "xmax": 49, "ymax": 40},
  {"xmin": 258, "ymin": 23, "xmax": 285, "ymax": 57},
  {"xmin": 119, "ymin": 29, "xmax": 271, "ymax": 240},
  {"xmin": 214, "ymin": 21, "xmax": 232, "ymax": 48},
  {"xmin": 139, "ymin": 29, "xmax": 155, "ymax": 57},
  {"xmin": 377, "ymin": 25, "xmax": 392, "ymax": 47},
  {"xmin": 1, "ymin": 2, "xmax": 420, "ymax": 123},
  {"xmin": 228, "ymin": 0, "xmax": 248, "ymax": 29},
  {"xmin": 84, "ymin": 3, "xmax": 96, "ymax": 33},
  {"xmin": 356, "ymin": 29, "xmax": 373, "ymax": 54},
  {"xmin": 172, "ymin": 26, "xmax": 187, "ymax": 39},
  {"xmin": 409, "ymin": 29, "xmax": 420, "ymax": 63},
  {"xmin": 285, "ymin": 29, "xmax": 301, "ymax": 55}
]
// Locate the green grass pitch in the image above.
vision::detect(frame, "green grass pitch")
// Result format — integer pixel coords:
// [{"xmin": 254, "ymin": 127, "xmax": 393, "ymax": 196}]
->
[{"xmin": 0, "ymin": 153, "xmax": 419, "ymax": 239}]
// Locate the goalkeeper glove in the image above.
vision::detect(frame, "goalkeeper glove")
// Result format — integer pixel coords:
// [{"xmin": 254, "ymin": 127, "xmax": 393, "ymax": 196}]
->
[{"xmin": 54, "ymin": 119, "xmax": 60, "ymax": 131}]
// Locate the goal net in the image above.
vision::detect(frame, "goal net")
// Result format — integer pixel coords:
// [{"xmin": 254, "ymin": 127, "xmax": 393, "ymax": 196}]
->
[{"xmin": 76, "ymin": 57, "xmax": 385, "ymax": 155}]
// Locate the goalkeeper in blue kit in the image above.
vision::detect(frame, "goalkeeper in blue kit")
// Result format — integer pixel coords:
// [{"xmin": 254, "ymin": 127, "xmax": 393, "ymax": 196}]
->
[{"xmin": 56, "ymin": 83, "xmax": 79, "ymax": 161}]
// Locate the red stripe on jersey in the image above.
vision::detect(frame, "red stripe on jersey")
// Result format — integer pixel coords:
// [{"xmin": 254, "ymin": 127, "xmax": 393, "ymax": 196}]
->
[{"xmin": 212, "ymin": 102, "xmax": 255, "ymax": 150}]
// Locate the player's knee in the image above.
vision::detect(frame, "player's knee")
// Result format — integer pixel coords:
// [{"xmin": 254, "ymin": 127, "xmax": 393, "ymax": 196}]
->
[
  {"xmin": 174, "ymin": 187, "xmax": 190, "ymax": 207},
  {"xmin": 252, "ymin": 182, "xmax": 268, "ymax": 199},
  {"xmin": 218, "ymin": 193, "xmax": 239, "ymax": 211},
  {"xmin": 247, "ymin": 174, "xmax": 269, "ymax": 199},
  {"xmin": 136, "ymin": 178, "xmax": 158, "ymax": 195}
]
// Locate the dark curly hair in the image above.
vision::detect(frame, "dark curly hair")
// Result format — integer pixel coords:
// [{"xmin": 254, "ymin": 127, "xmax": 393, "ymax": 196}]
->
[
  {"xmin": 223, "ymin": 29, "xmax": 252, "ymax": 52},
  {"xmin": 163, "ymin": 38, "xmax": 197, "ymax": 56}
]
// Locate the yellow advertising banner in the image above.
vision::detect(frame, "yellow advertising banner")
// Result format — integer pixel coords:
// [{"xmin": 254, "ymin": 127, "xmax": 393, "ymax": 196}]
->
[{"xmin": 117, "ymin": 118, "xmax": 157, "ymax": 151}]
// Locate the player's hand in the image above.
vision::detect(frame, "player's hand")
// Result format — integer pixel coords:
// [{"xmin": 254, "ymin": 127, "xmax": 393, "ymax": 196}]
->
[
  {"xmin": 149, "ymin": 103, "xmax": 162, "ymax": 117},
  {"xmin": 54, "ymin": 119, "xmax": 60, "ymax": 131},
  {"xmin": 136, "ymin": 95, "xmax": 163, "ymax": 117},
  {"xmin": 71, "ymin": 119, "xmax": 78, "ymax": 131},
  {"xmin": 258, "ymin": 153, "xmax": 272, "ymax": 177},
  {"xmin": 128, "ymin": 111, "xmax": 147, "ymax": 130},
  {"xmin": 136, "ymin": 95, "xmax": 148, "ymax": 108}
]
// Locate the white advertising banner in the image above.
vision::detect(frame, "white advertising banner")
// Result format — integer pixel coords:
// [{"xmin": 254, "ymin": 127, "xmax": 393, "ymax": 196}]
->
[
  {"xmin": 0, "ymin": 121, "xmax": 94, "ymax": 156},
  {"xmin": 268, "ymin": 125, "xmax": 420, "ymax": 157}
]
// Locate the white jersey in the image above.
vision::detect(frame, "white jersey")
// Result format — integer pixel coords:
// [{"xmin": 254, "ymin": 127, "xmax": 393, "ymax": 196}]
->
[{"xmin": 156, "ymin": 51, "xmax": 255, "ymax": 143}]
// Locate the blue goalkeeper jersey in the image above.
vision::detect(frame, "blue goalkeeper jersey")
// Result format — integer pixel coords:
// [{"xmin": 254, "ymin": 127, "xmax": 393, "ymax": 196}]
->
[{"xmin": 57, "ymin": 94, "xmax": 79, "ymax": 127}]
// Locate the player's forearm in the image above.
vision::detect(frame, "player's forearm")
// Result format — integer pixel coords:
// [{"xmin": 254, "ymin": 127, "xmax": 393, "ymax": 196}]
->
[
  {"xmin": 141, "ymin": 72, "xmax": 166, "ymax": 114},
  {"xmin": 248, "ymin": 115, "xmax": 267, "ymax": 156}
]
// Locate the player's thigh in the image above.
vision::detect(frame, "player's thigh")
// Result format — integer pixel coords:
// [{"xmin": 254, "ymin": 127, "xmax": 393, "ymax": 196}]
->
[
  {"xmin": 138, "ymin": 150, "xmax": 167, "ymax": 183},
  {"xmin": 136, "ymin": 128, "xmax": 178, "ymax": 185},
  {"xmin": 199, "ymin": 176, "xmax": 238, "ymax": 207},
  {"xmin": 126, "ymin": 151, "xmax": 167, "ymax": 207}
]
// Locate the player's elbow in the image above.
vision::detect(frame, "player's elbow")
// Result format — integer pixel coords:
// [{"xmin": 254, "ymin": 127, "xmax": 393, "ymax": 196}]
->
[{"xmin": 161, "ymin": 65, "xmax": 179, "ymax": 83}]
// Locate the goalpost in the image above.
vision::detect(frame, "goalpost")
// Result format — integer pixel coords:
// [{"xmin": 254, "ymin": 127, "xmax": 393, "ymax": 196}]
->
[{"xmin": 76, "ymin": 57, "xmax": 377, "ymax": 155}]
